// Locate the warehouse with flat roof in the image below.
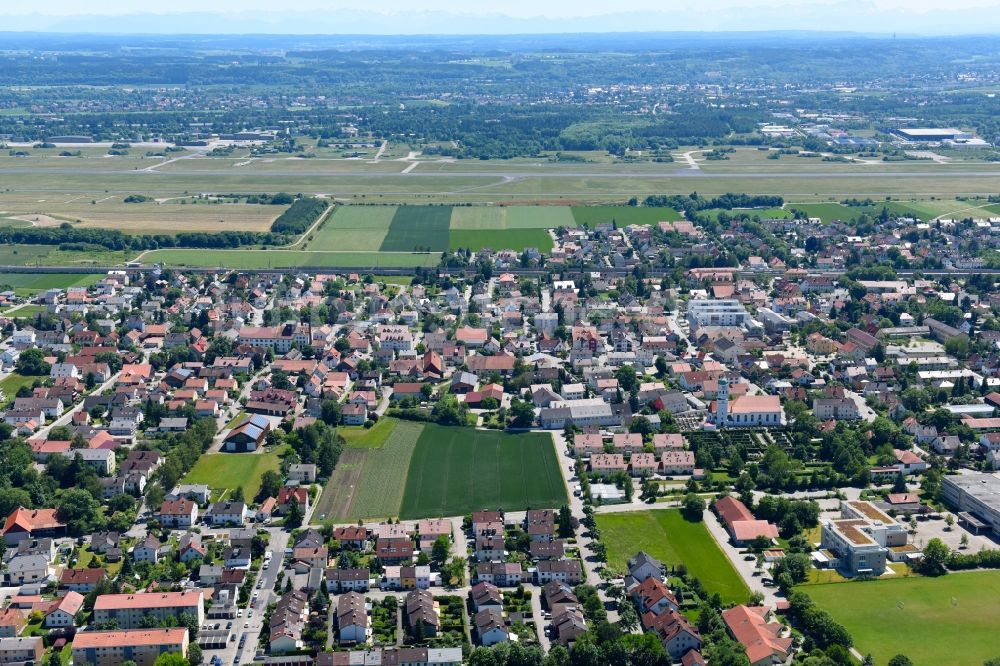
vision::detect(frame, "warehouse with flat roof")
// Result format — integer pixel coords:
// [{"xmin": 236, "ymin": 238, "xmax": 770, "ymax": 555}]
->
[{"xmin": 941, "ymin": 472, "xmax": 1000, "ymax": 537}]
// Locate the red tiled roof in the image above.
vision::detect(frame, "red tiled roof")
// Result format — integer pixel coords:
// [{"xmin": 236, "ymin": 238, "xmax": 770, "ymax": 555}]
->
[
  {"xmin": 73, "ymin": 628, "xmax": 188, "ymax": 649},
  {"xmin": 2, "ymin": 507, "xmax": 64, "ymax": 535}
]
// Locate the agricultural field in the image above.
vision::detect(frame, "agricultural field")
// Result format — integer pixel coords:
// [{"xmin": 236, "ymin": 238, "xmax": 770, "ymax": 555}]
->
[
  {"xmin": 379, "ymin": 205, "xmax": 452, "ymax": 252},
  {"xmin": 182, "ymin": 448, "xmax": 285, "ymax": 501},
  {"xmin": 596, "ymin": 509, "xmax": 749, "ymax": 604},
  {"xmin": 307, "ymin": 204, "xmax": 570, "ymax": 254},
  {"xmin": 806, "ymin": 571, "xmax": 1000, "ymax": 666},
  {"xmin": 137, "ymin": 248, "xmax": 441, "ymax": 269},
  {"xmin": 449, "ymin": 229, "xmax": 552, "ymax": 252},
  {"xmin": 399, "ymin": 425, "xmax": 566, "ymax": 519},
  {"xmin": 0, "ymin": 273, "xmax": 102, "ymax": 296},
  {"xmin": 571, "ymin": 205, "xmax": 681, "ymax": 226},
  {"xmin": 305, "ymin": 206, "xmax": 397, "ymax": 251},
  {"xmin": 317, "ymin": 418, "xmax": 422, "ymax": 522}
]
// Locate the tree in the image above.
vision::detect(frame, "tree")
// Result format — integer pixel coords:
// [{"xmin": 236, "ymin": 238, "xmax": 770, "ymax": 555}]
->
[
  {"xmin": 187, "ymin": 644, "xmax": 203, "ymax": 666},
  {"xmin": 319, "ymin": 400, "xmax": 340, "ymax": 426},
  {"xmin": 0, "ymin": 487, "xmax": 32, "ymax": 518},
  {"xmin": 257, "ymin": 470, "xmax": 282, "ymax": 502},
  {"xmin": 154, "ymin": 654, "xmax": 189, "ymax": 666},
  {"xmin": 681, "ymin": 493, "xmax": 705, "ymax": 521},
  {"xmin": 945, "ymin": 514, "xmax": 955, "ymax": 530},
  {"xmin": 614, "ymin": 365, "xmax": 639, "ymax": 393},
  {"xmin": 57, "ymin": 488, "xmax": 102, "ymax": 536},
  {"xmin": 15, "ymin": 348, "xmax": 49, "ymax": 376},
  {"xmin": 431, "ymin": 535, "xmax": 451, "ymax": 567},
  {"xmin": 508, "ymin": 399, "xmax": 536, "ymax": 428},
  {"xmin": 284, "ymin": 499, "xmax": 303, "ymax": 529},
  {"xmin": 557, "ymin": 505, "xmax": 574, "ymax": 538},
  {"xmin": 888, "ymin": 656, "xmax": 913, "ymax": 666},
  {"xmin": 918, "ymin": 538, "xmax": 950, "ymax": 576},
  {"xmin": 145, "ymin": 483, "xmax": 166, "ymax": 511}
]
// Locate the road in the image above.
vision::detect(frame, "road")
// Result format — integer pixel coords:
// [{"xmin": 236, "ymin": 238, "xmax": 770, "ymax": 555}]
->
[
  {"xmin": 205, "ymin": 527, "xmax": 290, "ymax": 666},
  {"xmin": 32, "ymin": 369, "xmax": 123, "ymax": 440}
]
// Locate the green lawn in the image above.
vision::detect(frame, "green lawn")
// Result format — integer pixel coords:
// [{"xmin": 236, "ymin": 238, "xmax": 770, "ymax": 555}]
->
[
  {"xmin": 338, "ymin": 417, "xmax": 397, "ymax": 449},
  {"xmin": 400, "ymin": 425, "xmax": 567, "ymax": 519},
  {"xmin": 806, "ymin": 571, "xmax": 1000, "ymax": 666},
  {"xmin": 449, "ymin": 228, "xmax": 553, "ymax": 252},
  {"xmin": 379, "ymin": 205, "xmax": 452, "ymax": 252},
  {"xmin": 571, "ymin": 205, "xmax": 681, "ymax": 227},
  {"xmin": 183, "ymin": 448, "xmax": 285, "ymax": 501},
  {"xmin": 318, "ymin": 418, "xmax": 423, "ymax": 522},
  {"xmin": 0, "ymin": 373, "xmax": 38, "ymax": 406},
  {"xmin": 596, "ymin": 509, "xmax": 749, "ymax": 604}
]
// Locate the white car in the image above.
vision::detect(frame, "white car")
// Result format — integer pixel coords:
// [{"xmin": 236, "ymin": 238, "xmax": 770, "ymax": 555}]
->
[{"xmin": 244, "ymin": 622, "xmax": 250, "ymax": 629}]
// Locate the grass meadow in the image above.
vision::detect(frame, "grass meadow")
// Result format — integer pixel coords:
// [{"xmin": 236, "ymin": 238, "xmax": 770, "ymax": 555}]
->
[
  {"xmin": 399, "ymin": 425, "xmax": 566, "ymax": 519},
  {"xmin": 806, "ymin": 571, "xmax": 1000, "ymax": 666},
  {"xmin": 182, "ymin": 448, "xmax": 285, "ymax": 501},
  {"xmin": 596, "ymin": 509, "xmax": 749, "ymax": 604}
]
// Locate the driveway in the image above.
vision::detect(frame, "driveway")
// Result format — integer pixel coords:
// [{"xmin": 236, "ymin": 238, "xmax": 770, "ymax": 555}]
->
[{"xmin": 702, "ymin": 510, "xmax": 779, "ymax": 607}]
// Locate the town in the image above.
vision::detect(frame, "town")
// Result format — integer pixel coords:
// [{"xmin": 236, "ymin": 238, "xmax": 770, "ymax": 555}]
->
[{"xmin": 0, "ymin": 195, "xmax": 997, "ymax": 666}]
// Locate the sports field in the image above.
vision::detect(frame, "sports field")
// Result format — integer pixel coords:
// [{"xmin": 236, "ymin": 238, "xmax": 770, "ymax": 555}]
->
[
  {"xmin": 596, "ymin": 509, "xmax": 749, "ymax": 604},
  {"xmin": 379, "ymin": 205, "xmax": 453, "ymax": 252},
  {"xmin": 182, "ymin": 448, "xmax": 285, "ymax": 501},
  {"xmin": 806, "ymin": 571, "xmax": 1000, "ymax": 666},
  {"xmin": 571, "ymin": 205, "xmax": 682, "ymax": 226},
  {"xmin": 317, "ymin": 418, "xmax": 422, "ymax": 522},
  {"xmin": 399, "ymin": 425, "xmax": 566, "ymax": 519}
]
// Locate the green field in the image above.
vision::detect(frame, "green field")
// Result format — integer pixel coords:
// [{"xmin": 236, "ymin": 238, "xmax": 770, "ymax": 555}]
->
[
  {"xmin": 379, "ymin": 205, "xmax": 452, "ymax": 252},
  {"xmin": 449, "ymin": 207, "xmax": 508, "ymax": 230},
  {"xmin": 787, "ymin": 202, "xmax": 870, "ymax": 223},
  {"xmin": 399, "ymin": 425, "xmax": 567, "ymax": 519},
  {"xmin": 138, "ymin": 248, "xmax": 441, "ymax": 269},
  {"xmin": 0, "ymin": 273, "xmax": 102, "ymax": 296},
  {"xmin": 571, "ymin": 205, "xmax": 682, "ymax": 227},
  {"xmin": 596, "ymin": 509, "xmax": 749, "ymax": 604},
  {"xmin": 0, "ymin": 373, "xmax": 38, "ymax": 407},
  {"xmin": 505, "ymin": 206, "xmax": 577, "ymax": 229},
  {"xmin": 182, "ymin": 448, "xmax": 285, "ymax": 501},
  {"xmin": 449, "ymin": 229, "xmax": 552, "ymax": 252},
  {"xmin": 338, "ymin": 418, "xmax": 397, "ymax": 449},
  {"xmin": 0, "ymin": 245, "xmax": 132, "ymax": 267},
  {"xmin": 305, "ymin": 206, "xmax": 397, "ymax": 251},
  {"xmin": 806, "ymin": 572, "xmax": 1000, "ymax": 666},
  {"xmin": 318, "ymin": 418, "xmax": 422, "ymax": 522}
]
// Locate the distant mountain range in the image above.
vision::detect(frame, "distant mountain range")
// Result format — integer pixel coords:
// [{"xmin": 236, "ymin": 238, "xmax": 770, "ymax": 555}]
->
[{"xmin": 3, "ymin": 4, "xmax": 1000, "ymax": 36}]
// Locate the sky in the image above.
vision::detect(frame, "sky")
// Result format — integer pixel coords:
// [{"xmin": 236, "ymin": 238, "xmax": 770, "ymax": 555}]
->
[
  {"xmin": 11, "ymin": 0, "xmax": 1000, "ymax": 13},
  {"xmin": 5, "ymin": 0, "xmax": 1000, "ymax": 34}
]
